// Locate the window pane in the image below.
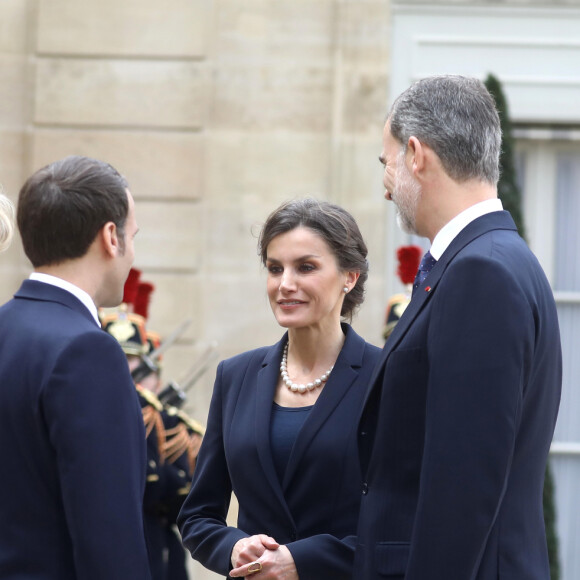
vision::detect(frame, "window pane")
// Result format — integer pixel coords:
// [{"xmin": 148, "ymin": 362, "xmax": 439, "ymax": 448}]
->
[
  {"xmin": 552, "ymin": 151, "xmax": 580, "ymax": 580},
  {"xmin": 514, "ymin": 148, "xmax": 527, "ymax": 200},
  {"xmin": 551, "ymin": 455, "xmax": 580, "ymax": 580},
  {"xmin": 553, "ymin": 303, "xmax": 580, "ymax": 443},
  {"xmin": 555, "ymin": 152, "xmax": 580, "ymax": 291}
]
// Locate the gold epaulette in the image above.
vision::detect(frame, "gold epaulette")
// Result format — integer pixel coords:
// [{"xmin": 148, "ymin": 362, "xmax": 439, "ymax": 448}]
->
[
  {"xmin": 163, "ymin": 422, "xmax": 191, "ymax": 465},
  {"xmin": 165, "ymin": 405, "xmax": 206, "ymax": 436},
  {"xmin": 178, "ymin": 409, "xmax": 206, "ymax": 436},
  {"xmin": 136, "ymin": 384, "xmax": 164, "ymax": 411},
  {"xmin": 136, "ymin": 384, "xmax": 166, "ymax": 458},
  {"xmin": 163, "ymin": 418, "xmax": 203, "ymax": 473}
]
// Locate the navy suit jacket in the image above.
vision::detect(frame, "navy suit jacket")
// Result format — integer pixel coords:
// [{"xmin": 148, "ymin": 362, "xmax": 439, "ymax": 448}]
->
[
  {"xmin": 178, "ymin": 324, "xmax": 381, "ymax": 579},
  {"xmin": 0, "ymin": 280, "xmax": 151, "ymax": 579},
  {"xmin": 355, "ymin": 211, "xmax": 562, "ymax": 579}
]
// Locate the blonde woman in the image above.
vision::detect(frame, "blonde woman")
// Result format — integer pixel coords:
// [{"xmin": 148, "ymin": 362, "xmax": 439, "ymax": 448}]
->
[{"xmin": 0, "ymin": 191, "xmax": 14, "ymax": 252}]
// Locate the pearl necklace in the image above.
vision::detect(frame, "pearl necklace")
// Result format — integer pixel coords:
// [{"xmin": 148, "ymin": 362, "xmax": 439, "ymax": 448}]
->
[{"xmin": 280, "ymin": 342, "xmax": 333, "ymax": 394}]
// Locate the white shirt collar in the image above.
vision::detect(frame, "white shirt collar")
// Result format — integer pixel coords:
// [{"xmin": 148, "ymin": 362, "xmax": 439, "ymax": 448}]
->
[
  {"xmin": 430, "ymin": 198, "xmax": 503, "ymax": 260},
  {"xmin": 29, "ymin": 272, "xmax": 101, "ymax": 326}
]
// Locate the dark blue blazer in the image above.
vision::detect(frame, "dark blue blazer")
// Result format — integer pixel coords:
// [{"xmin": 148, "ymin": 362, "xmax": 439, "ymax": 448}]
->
[
  {"xmin": 178, "ymin": 324, "xmax": 381, "ymax": 579},
  {"xmin": 0, "ymin": 280, "xmax": 151, "ymax": 579},
  {"xmin": 355, "ymin": 212, "xmax": 562, "ymax": 579}
]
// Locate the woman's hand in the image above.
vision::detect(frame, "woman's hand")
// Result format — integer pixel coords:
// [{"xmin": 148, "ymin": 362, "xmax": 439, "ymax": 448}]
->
[
  {"xmin": 230, "ymin": 544, "xmax": 298, "ymax": 579},
  {"xmin": 231, "ymin": 535, "xmax": 279, "ymax": 568}
]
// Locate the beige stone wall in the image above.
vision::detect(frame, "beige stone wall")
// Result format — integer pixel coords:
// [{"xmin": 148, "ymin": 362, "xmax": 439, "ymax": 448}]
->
[
  {"xmin": 1, "ymin": 1, "xmax": 392, "ymax": 577},
  {"xmin": 0, "ymin": 0, "xmax": 31, "ymax": 293},
  {"xmin": 0, "ymin": 0, "xmax": 392, "ymax": 575},
  {"xmin": 1, "ymin": 1, "xmax": 392, "ymax": 381}
]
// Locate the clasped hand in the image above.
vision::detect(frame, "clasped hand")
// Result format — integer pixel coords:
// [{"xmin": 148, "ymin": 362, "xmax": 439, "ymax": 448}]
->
[{"xmin": 230, "ymin": 534, "xmax": 298, "ymax": 579}]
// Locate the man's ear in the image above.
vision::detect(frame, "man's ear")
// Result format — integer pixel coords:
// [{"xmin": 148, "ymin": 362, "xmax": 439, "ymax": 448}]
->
[
  {"xmin": 407, "ymin": 136, "xmax": 425, "ymax": 176},
  {"xmin": 101, "ymin": 222, "xmax": 119, "ymax": 258}
]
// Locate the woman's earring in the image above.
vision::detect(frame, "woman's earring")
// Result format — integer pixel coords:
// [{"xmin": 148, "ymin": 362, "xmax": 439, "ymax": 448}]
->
[{"xmin": 343, "ymin": 287, "xmax": 349, "ymax": 293}]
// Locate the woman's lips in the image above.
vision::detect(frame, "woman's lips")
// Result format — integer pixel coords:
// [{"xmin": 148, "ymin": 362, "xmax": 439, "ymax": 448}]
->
[{"xmin": 278, "ymin": 300, "xmax": 304, "ymax": 309}]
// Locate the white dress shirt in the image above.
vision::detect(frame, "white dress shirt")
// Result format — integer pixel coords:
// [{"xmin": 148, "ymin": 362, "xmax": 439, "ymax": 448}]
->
[
  {"xmin": 430, "ymin": 198, "xmax": 504, "ymax": 261},
  {"xmin": 29, "ymin": 272, "xmax": 101, "ymax": 326}
]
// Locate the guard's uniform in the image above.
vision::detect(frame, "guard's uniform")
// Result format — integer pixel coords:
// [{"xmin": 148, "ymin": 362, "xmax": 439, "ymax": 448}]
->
[
  {"xmin": 160, "ymin": 406, "xmax": 204, "ymax": 580},
  {"xmin": 101, "ymin": 305, "xmax": 168, "ymax": 579},
  {"xmin": 382, "ymin": 245, "xmax": 421, "ymax": 341},
  {"xmin": 101, "ymin": 271, "xmax": 204, "ymax": 580}
]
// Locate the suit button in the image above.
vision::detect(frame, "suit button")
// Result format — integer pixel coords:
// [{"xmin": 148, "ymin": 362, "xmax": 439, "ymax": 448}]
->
[{"xmin": 362, "ymin": 482, "xmax": 369, "ymax": 495}]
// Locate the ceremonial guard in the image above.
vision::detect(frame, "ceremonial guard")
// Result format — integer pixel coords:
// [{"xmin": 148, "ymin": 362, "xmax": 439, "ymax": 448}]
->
[
  {"xmin": 101, "ymin": 270, "xmax": 167, "ymax": 579},
  {"xmin": 144, "ymin": 327, "xmax": 204, "ymax": 580},
  {"xmin": 383, "ymin": 245, "xmax": 422, "ymax": 341},
  {"xmin": 102, "ymin": 269, "xmax": 204, "ymax": 580}
]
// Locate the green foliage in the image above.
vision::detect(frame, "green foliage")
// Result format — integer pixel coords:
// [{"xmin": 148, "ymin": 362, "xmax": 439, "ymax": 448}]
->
[
  {"xmin": 484, "ymin": 73, "xmax": 526, "ymax": 239},
  {"xmin": 484, "ymin": 73, "xmax": 560, "ymax": 579},
  {"xmin": 544, "ymin": 461, "xmax": 561, "ymax": 580}
]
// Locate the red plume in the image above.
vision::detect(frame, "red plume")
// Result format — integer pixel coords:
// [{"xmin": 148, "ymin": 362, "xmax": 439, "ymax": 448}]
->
[
  {"xmin": 396, "ymin": 245, "xmax": 422, "ymax": 285},
  {"xmin": 134, "ymin": 282, "xmax": 155, "ymax": 320},
  {"xmin": 123, "ymin": 268, "xmax": 141, "ymax": 306}
]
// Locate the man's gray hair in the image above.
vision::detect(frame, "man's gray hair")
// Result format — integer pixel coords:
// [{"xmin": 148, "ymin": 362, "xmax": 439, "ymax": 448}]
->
[{"xmin": 389, "ymin": 75, "xmax": 501, "ymax": 185}]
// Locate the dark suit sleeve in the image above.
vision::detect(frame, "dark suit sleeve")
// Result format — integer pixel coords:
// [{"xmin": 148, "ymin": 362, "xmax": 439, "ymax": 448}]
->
[
  {"xmin": 177, "ymin": 361, "xmax": 248, "ymax": 576},
  {"xmin": 405, "ymin": 256, "xmax": 532, "ymax": 578},
  {"xmin": 288, "ymin": 533, "xmax": 356, "ymax": 580},
  {"xmin": 42, "ymin": 331, "xmax": 151, "ymax": 580}
]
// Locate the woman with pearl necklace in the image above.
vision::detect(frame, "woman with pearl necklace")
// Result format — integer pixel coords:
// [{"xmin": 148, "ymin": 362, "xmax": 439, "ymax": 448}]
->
[{"xmin": 178, "ymin": 198, "xmax": 381, "ymax": 580}]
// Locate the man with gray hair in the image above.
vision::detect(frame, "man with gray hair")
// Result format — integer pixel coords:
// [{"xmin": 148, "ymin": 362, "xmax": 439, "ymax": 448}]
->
[{"xmin": 355, "ymin": 75, "xmax": 562, "ymax": 579}]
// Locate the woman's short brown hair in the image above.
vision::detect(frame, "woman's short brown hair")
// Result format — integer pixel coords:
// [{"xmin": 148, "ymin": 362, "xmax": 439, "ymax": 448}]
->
[{"xmin": 258, "ymin": 198, "xmax": 369, "ymax": 321}]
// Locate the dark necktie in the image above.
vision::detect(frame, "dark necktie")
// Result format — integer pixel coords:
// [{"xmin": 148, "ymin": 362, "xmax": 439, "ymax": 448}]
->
[{"xmin": 412, "ymin": 251, "xmax": 437, "ymax": 296}]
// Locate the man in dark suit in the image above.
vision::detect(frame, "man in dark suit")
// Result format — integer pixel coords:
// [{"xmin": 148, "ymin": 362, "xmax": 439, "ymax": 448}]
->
[
  {"xmin": 0, "ymin": 156, "xmax": 151, "ymax": 579},
  {"xmin": 355, "ymin": 75, "xmax": 562, "ymax": 579}
]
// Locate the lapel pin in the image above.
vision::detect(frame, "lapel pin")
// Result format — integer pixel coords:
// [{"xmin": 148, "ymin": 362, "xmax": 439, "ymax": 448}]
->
[{"xmin": 425, "ymin": 286, "xmax": 432, "ymax": 293}]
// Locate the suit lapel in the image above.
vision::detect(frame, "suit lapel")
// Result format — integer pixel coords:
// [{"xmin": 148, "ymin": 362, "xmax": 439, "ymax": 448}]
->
[
  {"xmin": 254, "ymin": 337, "xmax": 296, "ymax": 524},
  {"xmin": 283, "ymin": 325, "xmax": 365, "ymax": 490},
  {"xmin": 362, "ymin": 211, "xmax": 518, "ymax": 407}
]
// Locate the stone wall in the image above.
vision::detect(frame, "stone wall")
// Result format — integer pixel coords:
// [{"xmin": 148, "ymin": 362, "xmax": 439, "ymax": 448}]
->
[
  {"xmin": 1, "ymin": 0, "xmax": 392, "ymax": 368},
  {"xmin": 0, "ymin": 2, "xmax": 391, "ymax": 577},
  {"xmin": 0, "ymin": 0, "xmax": 31, "ymax": 291}
]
